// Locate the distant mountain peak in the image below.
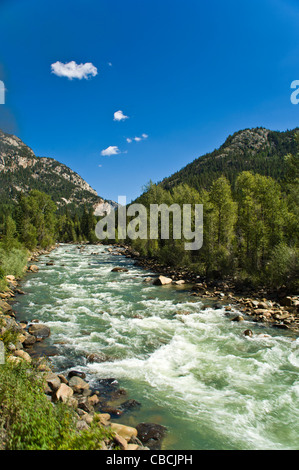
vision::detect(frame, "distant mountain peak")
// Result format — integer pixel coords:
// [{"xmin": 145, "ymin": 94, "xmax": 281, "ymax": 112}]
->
[{"xmin": 0, "ymin": 129, "xmax": 108, "ymax": 210}]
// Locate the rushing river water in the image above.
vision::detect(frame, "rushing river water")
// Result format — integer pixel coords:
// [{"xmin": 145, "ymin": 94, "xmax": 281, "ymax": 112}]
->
[{"xmin": 14, "ymin": 244, "xmax": 299, "ymax": 450}]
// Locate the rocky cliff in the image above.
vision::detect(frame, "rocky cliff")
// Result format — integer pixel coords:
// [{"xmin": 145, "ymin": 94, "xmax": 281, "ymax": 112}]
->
[{"xmin": 0, "ymin": 129, "xmax": 113, "ymax": 212}]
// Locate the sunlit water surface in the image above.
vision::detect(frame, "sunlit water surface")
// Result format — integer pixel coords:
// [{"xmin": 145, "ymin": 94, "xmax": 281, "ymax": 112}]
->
[{"xmin": 14, "ymin": 244, "xmax": 299, "ymax": 450}]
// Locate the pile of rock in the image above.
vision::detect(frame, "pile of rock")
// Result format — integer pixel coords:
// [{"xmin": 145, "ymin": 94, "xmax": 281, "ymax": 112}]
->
[
  {"xmin": 43, "ymin": 369, "xmax": 161, "ymax": 450},
  {"xmin": 225, "ymin": 296, "xmax": 299, "ymax": 332}
]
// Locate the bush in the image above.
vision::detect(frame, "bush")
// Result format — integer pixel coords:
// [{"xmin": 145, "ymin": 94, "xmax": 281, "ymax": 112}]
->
[
  {"xmin": 266, "ymin": 243, "xmax": 299, "ymax": 289},
  {"xmin": 0, "ymin": 245, "xmax": 28, "ymax": 279},
  {"xmin": 0, "ymin": 361, "xmax": 113, "ymax": 450},
  {"xmin": 0, "ymin": 266, "xmax": 7, "ymax": 292}
]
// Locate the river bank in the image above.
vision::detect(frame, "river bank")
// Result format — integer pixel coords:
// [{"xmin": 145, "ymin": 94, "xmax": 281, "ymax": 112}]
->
[
  {"xmin": 105, "ymin": 243, "xmax": 299, "ymax": 335},
  {"xmin": 0, "ymin": 245, "xmax": 157, "ymax": 450},
  {"xmin": 1, "ymin": 242, "xmax": 299, "ymax": 450}
]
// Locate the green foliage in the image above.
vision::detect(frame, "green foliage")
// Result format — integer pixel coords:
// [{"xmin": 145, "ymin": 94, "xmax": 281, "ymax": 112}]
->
[
  {"xmin": 0, "ymin": 361, "xmax": 113, "ymax": 450},
  {"xmin": 265, "ymin": 243, "xmax": 299, "ymax": 289},
  {"xmin": 16, "ymin": 190, "xmax": 57, "ymax": 249},
  {"xmin": 160, "ymin": 128, "xmax": 298, "ymax": 193},
  {"xmin": 0, "ymin": 245, "xmax": 28, "ymax": 279},
  {"xmin": 128, "ymin": 167, "xmax": 298, "ymax": 288}
]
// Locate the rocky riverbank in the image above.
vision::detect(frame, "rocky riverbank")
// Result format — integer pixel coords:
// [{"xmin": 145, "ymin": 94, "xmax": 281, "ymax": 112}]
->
[
  {"xmin": 0, "ymin": 245, "xmax": 167, "ymax": 450},
  {"xmin": 107, "ymin": 243, "xmax": 299, "ymax": 335}
]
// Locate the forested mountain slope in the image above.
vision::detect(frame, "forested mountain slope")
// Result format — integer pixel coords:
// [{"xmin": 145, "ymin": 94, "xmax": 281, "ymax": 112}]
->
[
  {"xmin": 160, "ymin": 127, "xmax": 298, "ymax": 192},
  {"xmin": 0, "ymin": 129, "xmax": 107, "ymax": 212}
]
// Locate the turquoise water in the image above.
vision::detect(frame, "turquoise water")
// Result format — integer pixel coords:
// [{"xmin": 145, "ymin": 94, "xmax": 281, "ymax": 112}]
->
[{"xmin": 15, "ymin": 244, "xmax": 299, "ymax": 450}]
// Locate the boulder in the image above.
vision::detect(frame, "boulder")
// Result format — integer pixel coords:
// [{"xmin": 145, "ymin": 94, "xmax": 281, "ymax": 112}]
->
[
  {"xmin": 153, "ymin": 275, "xmax": 172, "ymax": 286},
  {"xmin": 0, "ymin": 300, "xmax": 13, "ymax": 315},
  {"xmin": 6, "ymin": 275, "xmax": 17, "ymax": 285},
  {"xmin": 77, "ymin": 396, "xmax": 93, "ymax": 413},
  {"xmin": 136, "ymin": 422, "xmax": 167, "ymax": 450},
  {"xmin": 23, "ymin": 333, "xmax": 36, "ymax": 347},
  {"xmin": 46, "ymin": 372, "xmax": 61, "ymax": 392},
  {"xmin": 7, "ymin": 355, "xmax": 23, "ymax": 365},
  {"xmin": 28, "ymin": 265, "xmax": 39, "ymax": 273},
  {"xmin": 111, "ymin": 267, "xmax": 128, "ymax": 273},
  {"xmin": 113, "ymin": 433, "xmax": 128, "ymax": 450},
  {"xmin": 68, "ymin": 370, "xmax": 86, "ymax": 379},
  {"xmin": 127, "ymin": 444, "xmax": 140, "ymax": 450},
  {"xmin": 257, "ymin": 301, "xmax": 269, "ymax": 309},
  {"xmin": 57, "ymin": 374, "xmax": 68, "ymax": 384},
  {"xmin": 28, "ymin": 323, "xmax": 51, "ymax": 338},
  {"xmin": 55, "ymin": 383, "xmax": 74, "ymax": 402},
  {"xmin": 243, "ymin": 329, "xmax": 253, "ymax": 337},
  {"xmin": 95, "ymin": 413, "xmax": 111, "ymax": 426},
  {"xmin": 110, "ymin": 423, "xmax": 138, "ymax": 441},
  {"xmin": 14, "ymin": 350, "xmax": 32, "ymax": 363},
  {"xmin": 88, "ymin": 394, "xmax": 100, "ymax": 407},
  {"xmin": 86, "ymin": 352, "xmax": 108, "ymax": 363},
  {"xmin": 69, "ymin": 376, "xmax": 90, "ymax": 393},
  {"xmin": 279, "ymin": 296, "xmax": 295, "ymax": 307},
  {"xmin": 231, "ymin": 315, "xmax": 244, "ymax": 322}
]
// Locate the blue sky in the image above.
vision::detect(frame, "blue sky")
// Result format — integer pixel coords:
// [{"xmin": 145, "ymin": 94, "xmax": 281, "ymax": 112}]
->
[{"xmin": 0, "ymin": 0, "xmax": 299, "ymax": 202}]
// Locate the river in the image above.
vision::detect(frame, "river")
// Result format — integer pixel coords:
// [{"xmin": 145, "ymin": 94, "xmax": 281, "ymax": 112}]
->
[{"xmin": 14, "ymin": 244, "xmax": 299, "ymax": 450}]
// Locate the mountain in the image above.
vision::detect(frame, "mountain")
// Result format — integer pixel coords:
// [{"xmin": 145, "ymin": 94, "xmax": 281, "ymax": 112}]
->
[
  {"xmin": 0, "ymin": 129, "xmax": 114, "ymax": 213},
  {"xmin": 160, "ymin": 127, "xmax": 299, "ymax": 192}
]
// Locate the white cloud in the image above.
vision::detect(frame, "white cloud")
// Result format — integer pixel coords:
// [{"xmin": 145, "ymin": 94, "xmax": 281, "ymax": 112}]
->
[
  {"xmin": 113, "ymin": 110, "xmax": 129, "ymax": 121},
  {"xmin": 51, "ymin": 61, "xmax": 98, "ymax": 80},
  {"xmin": 126, "ymin": 133, "xmax": 149, "ymax": 143},
  {"xmin": 101, "ymin": 146, "xmax": 121, "ymax": 156},
  {"xmin": 108, "ymin": 62, "xmax": 113, "ymax": 67}
]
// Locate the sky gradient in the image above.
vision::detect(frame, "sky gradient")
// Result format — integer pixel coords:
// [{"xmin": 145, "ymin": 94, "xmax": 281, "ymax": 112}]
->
[{"xmin": 0, "ymin": 0, "xmax": 299, "ymax": 202}]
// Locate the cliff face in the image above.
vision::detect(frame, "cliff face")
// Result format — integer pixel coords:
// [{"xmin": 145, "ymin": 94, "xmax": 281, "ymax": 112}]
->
[{"xmin": 0, "ymin": 130, "xmax": 106, "ymax": 210}]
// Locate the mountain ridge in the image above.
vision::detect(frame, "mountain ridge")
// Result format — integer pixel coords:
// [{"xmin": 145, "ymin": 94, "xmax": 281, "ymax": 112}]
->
[
  {"xmin": 0, "ymin": 129, "xmax": 115, "ymax": 213},
  {"xmin": 159, "ymin": 126, "xmax": 299, "ymax": 192}
]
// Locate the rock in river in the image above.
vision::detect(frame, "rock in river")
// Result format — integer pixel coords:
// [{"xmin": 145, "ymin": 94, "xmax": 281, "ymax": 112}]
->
[
  {"xmin": 28, "ymin": 323, "xmax": 51, "ymax": 338},
  {"xmin": 111, "ymin": 267, "xmax": 129, "ymax": 273},
  {"xmin": 136, "ymin": 422, "xmax": 167, "ymax": 450},
  {"xmin": 153, "ymin": 275, "xmax": 172, "ymax": 286}
]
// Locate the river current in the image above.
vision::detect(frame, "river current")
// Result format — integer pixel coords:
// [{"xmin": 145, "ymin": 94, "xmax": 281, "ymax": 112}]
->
[{"xmin": 14, "ymin": 244, "xmax": 299, "ymax": 450}]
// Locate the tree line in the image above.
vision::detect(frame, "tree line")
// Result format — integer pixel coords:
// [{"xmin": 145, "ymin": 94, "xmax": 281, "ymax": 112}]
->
[
  {"xmin": 0, "ymin": 135, "xmax": 298, "ymax": 291},
  {"xmin": 123, "ymin": 135, "xmax": 299, "ymax": 290},
  {"xmin": 0, "ymin": 190, "xmax": 98, "ymax": 290}
]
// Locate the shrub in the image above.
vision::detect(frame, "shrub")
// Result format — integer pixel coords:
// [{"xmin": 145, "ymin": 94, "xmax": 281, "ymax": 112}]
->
[
  {"xmin": 266, "ymin": 243, "xmax": 299, "ymax": 289},
  {"xmin": 0, "ymin": 245, "xmax": 28, "ymax": 279},
  {"xmin": 0, "ymin": 361, "xmax": 113, "ymax": 450}
]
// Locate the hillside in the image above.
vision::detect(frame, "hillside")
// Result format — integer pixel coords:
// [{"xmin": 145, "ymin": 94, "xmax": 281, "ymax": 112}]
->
[
  {"xmin": 0, "ymin": 129, "xmax": 112, "ymax": 213},
  {"xmin": 160, "ymin": 127, "xmax": 298, "ymax": 192}
]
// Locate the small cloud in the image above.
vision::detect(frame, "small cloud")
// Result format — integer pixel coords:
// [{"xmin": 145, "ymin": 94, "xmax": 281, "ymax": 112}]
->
[
  {"xmin": 101, "ymin": 146, "xmax": 121, "ymax": 156},
  {"xmin": 108, "ymin": 62, "xmax": 113, "ymax": 67},
  {"xmin": 113, "ymin": 110, "xmax": 129, "ymax": 121},
  {"xmin": 98, "ymin": 164, "xmax": 102, "ymax": 167},
  {"xmin": 51, "ymin": 61, "xmax": 98, "ymax": 80},
  {"xmin": 126, "ymin": 133, "xmax": 149, "ymax": 143}
]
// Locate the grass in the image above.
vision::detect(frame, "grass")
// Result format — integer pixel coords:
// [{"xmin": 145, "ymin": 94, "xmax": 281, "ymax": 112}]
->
[{"xmin": 0, "ymin": 360, "xmax": 114, "ymax": 450}]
